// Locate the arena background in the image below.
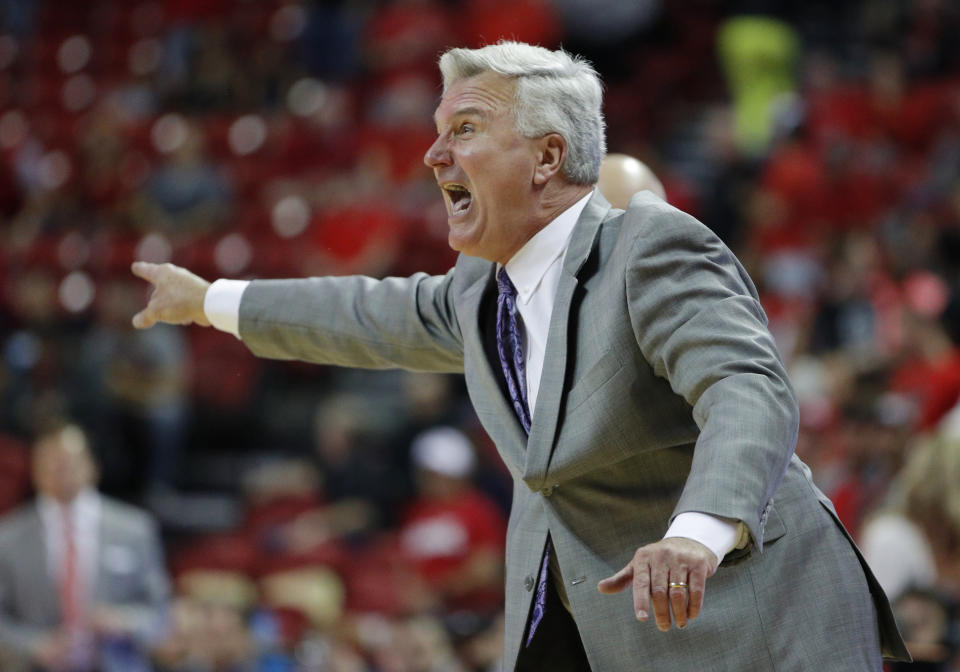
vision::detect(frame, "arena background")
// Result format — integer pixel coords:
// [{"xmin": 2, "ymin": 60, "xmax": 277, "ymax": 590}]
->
[{"xmin": 1, "ymin": 0, "xmax": 959, "ymax": 669}]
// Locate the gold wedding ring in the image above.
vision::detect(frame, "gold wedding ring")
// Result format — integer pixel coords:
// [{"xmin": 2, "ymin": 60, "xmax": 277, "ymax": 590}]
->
[{"xmin": 668, "ymin": 581, "xmax": 688, "ymax": 590}]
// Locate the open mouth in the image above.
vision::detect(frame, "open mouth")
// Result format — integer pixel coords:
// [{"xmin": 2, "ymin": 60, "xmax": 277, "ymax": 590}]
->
[{"xmin": 443, "ymin": 183, "xmax": 472, "ymax": 216}]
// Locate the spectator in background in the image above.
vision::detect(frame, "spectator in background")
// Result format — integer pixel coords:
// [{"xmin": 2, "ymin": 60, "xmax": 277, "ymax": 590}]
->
[
  {"xmin": 310, "ymin": 393, "xmax": 407, "ymax": 532},
  {"xmin": 399, "ymin": 428, "xmax": 506, "ymax": 615},
  {"xmin": 0, "ymin": 430, "xmax": 30, "ymax": 517},
  {"xmin": 596, "ymin": 153, "xmax": 666, "ymax": 207},
  {"xmin": 152, "ymin": 597, "xmax": 254, "ymax": 672},
  {"xmin": 890, "ymin": 271, "xmax": 960, "ymax": 433},
  {"xmin": 74, "ymin": 278, "xmax": 191, "ymax": 502},
  {"xmin": 860, "ymin": 433, "xmax": 960, "ymax": 670},
  {"xmin": 372, "ymin": 614, "xmax": 468, "ymax": 672},
  {"xmin": 0, "ymin": 269, "xmax": 69, "ymax": 439},
  {"xmin": 131, "ymin": 119, "xmax": 232, "ymax": 239},
  {"xmin": 889, "ymin": 587, "xmax": 958, "ymax": 672},
  {"xmin": 860, "ymin": 433, "xmax": 960, "ymax": 603},
  {"xmin": 0, "ymin": 424, "xmax": 171, "ymax": 672}
]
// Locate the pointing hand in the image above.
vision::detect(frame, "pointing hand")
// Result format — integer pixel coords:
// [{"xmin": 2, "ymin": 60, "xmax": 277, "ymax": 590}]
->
[{"xmin": 131, "ymin": 261, "xmax": 211, "ymax": 329}]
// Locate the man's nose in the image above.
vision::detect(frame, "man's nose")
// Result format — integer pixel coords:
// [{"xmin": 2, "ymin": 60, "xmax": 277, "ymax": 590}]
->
[{"xmin": 424, "ymin": 135, "xmax": 451, "ymax": 168}]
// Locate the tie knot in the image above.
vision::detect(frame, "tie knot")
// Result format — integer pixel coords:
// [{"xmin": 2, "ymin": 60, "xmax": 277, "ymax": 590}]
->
[{"xmin": 497, "ymin": 268, "xmax": 518, "ymax": 299}]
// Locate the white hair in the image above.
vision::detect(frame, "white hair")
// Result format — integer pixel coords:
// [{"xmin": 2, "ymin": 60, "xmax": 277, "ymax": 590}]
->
[{"xmin": 438, "ymin": 41, "xmax": 606, "ymax": 185}]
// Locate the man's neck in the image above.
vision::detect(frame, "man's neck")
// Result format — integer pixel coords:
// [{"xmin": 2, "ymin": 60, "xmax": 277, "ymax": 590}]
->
[
  {"xmin": 39, "ymin": 488, "xmax": 98, "ymax": 511},
  {"xmin": 499, "ymin": 183, "xmax": 594, "ymax": 265},
  {"xmin": 538, "ymin": 184, "xmax": 594, "ymax": 227}
]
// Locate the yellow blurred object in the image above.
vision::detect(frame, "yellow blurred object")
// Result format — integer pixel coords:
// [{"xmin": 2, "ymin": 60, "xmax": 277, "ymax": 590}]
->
[
  {"xmin": 717, "ymin": 15, "xmax": 799, "ymax": 155},
  {"xmin": 260, "ymin": 567, "xmax": 345, "ymax": 630},
  {"xmin": 177, "ymin": 569, "xmax": 259, "ymax": 611}
]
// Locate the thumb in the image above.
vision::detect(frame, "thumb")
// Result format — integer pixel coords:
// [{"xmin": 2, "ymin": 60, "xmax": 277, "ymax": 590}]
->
[
  {"xmin": 597, "ymin": 564, "xmax": 633, "ymax": 594},
  {"xmin": 131, "ymin": 309, "xmax": 155, "ymax": 329}
]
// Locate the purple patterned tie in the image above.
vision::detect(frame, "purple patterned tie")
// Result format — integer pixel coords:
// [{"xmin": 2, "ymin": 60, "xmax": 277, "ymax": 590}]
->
[
  {"xmin": 496, "ymin": 268, "xmax": 532, "ymax": 434},
  {"xmin": 495, "ymin": 269, "xmax": 550, "ymax": 645}
]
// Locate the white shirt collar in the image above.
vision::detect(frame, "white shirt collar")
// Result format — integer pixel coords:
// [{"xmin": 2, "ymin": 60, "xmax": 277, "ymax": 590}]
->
[
  {"xmin": 38, "ymin": 488, "xmax": 100, "ymax": 524},
  {"xmin": 504, "ymin": 190, "xmax": 593, "ymax": 304}
]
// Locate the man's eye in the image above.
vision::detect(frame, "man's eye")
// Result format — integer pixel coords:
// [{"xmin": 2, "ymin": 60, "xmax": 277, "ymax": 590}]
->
[{"xmin": 457, "ymin": 123, "xmax": 474, "ymax": 135}]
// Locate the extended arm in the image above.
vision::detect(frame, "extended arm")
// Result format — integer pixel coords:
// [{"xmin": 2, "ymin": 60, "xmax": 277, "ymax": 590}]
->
[
  {"xmin": 131, "ymin": 262, "xmax": 465, "ymax": 373},
  {"xmin": 238, "ymin": 272, "xmax": 464, "ymax": 372},
  {"xmin": 0, "ymin": 582, "xmax": 55, "ymax": 665}
]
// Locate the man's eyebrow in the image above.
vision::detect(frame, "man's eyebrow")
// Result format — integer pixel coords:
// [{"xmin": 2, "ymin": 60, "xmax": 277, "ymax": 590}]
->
[{"xmin": 435, "ymin": 106, "xmax": 489, "ymax": 128}]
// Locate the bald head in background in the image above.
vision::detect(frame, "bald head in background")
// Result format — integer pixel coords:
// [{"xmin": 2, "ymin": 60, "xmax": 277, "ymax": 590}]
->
[{"xmin": 598, "ymin": 153, "xmax": 666, "ymax": 208}]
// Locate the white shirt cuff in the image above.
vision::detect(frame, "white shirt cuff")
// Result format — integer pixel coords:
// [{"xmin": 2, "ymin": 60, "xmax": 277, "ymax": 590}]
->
[
  {"xmin": 203, "ymin": 279, "xmax": 249, "ymax": 338},
  {"xmin": 664, "ymin": 512, "xmax": 744, "ymax": 564}
]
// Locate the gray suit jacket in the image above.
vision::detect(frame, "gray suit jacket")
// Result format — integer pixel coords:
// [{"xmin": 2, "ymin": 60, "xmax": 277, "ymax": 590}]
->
[
  {"xmin": 239, "ymin": 191, "xmax": 909, "ymax": 670},
  {"xmin": 0, "ymin": 495, "xmax": 170, "ymax": 666}
]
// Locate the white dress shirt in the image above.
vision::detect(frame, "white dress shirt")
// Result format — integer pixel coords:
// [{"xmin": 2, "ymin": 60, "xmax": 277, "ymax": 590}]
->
[
  {"xmin": 39, "ymin": 489, "xmax": 101, "ymax": 610},
  {"xmin": 204, "ymin": 192, "xmax": 743, "ymax": 562}
]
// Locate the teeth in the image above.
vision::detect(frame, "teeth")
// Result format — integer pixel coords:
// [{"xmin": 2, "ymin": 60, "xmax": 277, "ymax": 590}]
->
[
  {"xmin": 443, "ymin": 183, "xmax": 472, "ymax": 215},
  {"xmin": 452, "ymin": 194, "xmax": 471, "ymax": 214}
]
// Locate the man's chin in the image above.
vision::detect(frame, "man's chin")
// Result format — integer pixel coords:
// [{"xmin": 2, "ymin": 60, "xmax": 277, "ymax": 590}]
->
[{"xmin": 447, "ymin": 223, "xmax": 476, "ymax": 255}]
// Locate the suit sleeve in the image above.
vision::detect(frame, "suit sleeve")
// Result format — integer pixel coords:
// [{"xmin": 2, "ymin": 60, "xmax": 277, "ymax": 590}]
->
[
  {"xmin": 238, "ymin": 269, "xmax": 465, "ymax": 373},
  {"xmin": 0, "ymin": 572, "xmax": 48, "ymax": 659},
  {"xmin": 0, "ymin": 518, "xmax": 53, "ymax": 660},
  {"xmin": 624, "ymin": 200, "xmax": 799, "ymax": 547}
]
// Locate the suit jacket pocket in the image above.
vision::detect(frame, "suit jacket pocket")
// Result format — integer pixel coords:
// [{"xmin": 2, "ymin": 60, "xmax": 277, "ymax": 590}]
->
[{"xmin": 565, "ymin": 349, "xmax": 624, "ymax": 413}]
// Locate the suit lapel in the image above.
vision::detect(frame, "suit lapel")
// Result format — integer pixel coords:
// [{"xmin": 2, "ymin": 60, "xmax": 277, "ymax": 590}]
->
[
  {"xmin": 459, "ymin": 265, "xmax": 528, "ymax": 475},
  {"xmin": 523, "ymin": 192, "xmax": 611, "ymax": 489},
  {"xmin": 23, "ymin": 505, "xmax": 60, "ymax": 623}
]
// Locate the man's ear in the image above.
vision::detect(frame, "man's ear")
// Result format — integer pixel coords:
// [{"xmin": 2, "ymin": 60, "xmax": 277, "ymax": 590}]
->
[{"xmin": 533, "ymin": 133, "xmax": 567, "ymax": 185}]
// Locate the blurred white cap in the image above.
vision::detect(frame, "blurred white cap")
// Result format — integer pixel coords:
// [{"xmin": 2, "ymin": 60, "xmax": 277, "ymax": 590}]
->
[{"xmin": 411, "ymin": 427, "xmax": 475, "ymax": 478}]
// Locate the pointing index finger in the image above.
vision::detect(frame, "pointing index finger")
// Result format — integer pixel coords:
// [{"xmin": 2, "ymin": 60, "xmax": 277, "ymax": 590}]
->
[
  {"xmin": 131, "ymin": 261, "xmax": 160, "ymax": 284},
  {"xmin": 597, "ymin": 564, "xmax": 633, "ymax": 594}
]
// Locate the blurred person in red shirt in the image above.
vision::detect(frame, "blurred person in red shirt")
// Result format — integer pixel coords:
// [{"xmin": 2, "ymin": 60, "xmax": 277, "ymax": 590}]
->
[
  {"xmin": 400, "ymin": 427, "xmax": 506, "ymax": 614},
  {"xmin": 890, "ymin": 272, "xmax": 960, "ymax": 433}
]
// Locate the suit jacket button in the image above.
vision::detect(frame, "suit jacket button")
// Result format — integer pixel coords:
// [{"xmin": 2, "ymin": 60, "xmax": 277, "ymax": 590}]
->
[
  {"xmin": 541, "ymin": 485, "xmax": 555, "ymax": 497},
  {"xmin": 524, "ymin": 575, "xmax": 535, "ymax": 591}
]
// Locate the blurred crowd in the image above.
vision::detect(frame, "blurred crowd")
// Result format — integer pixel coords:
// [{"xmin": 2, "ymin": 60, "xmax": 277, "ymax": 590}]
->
[{"xmin": 1, "ymin": 0, "xmax": 960, "ymax": 669}]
